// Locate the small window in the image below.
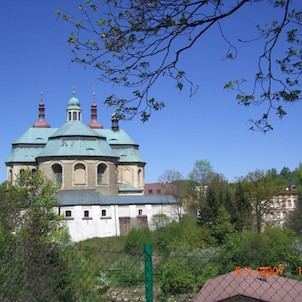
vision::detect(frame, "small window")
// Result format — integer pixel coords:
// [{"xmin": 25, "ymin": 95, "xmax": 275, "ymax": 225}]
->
[
  {"xmin": 148, "ymin": 189, "xmax": 153, "ymax": 194},
  {"xmin": 156, "ymin": 189, "xmax": 161, "ymax": 194},
  {"xmin": 282, "ymin": 201, "xmax": 286, "ymax": 208},
  {"xmin": 102, "ymin": 209, "xmax": 106, "ymax": 217},
  {"xmin": 65, "ymin": 210, "xmax": 72, "ymax": 217},
  {"xmin": 138, "ymin": 209, "xmax": 143, "ymax": 216},
  {"xmin": 84, "ymin": 210, "xmax": 89, "ymax": 217},
  {"xmin": 288, "ymin": 200, "xmax": 292, "ymax": 208},
  {"xmin": 294, "ymin": 200, "xmax": 297, "ymax": 207}
]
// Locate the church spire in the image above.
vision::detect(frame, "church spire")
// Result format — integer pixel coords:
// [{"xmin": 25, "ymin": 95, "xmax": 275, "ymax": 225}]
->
[
  {"xmin": 88, "ymin": 92, "xmax": 103, "ymax": 129},
  {"xmin": 32, "ymin": 91, "xmax": 51, "ymax": 128}
]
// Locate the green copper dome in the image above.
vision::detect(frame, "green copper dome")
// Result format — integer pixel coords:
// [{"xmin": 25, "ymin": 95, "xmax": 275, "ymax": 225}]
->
[{"xmin": 68, "ymin": 96, "xmax": 81, "ymax": 110}]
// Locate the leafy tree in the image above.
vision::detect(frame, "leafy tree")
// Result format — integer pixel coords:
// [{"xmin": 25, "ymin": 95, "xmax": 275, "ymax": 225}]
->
[
  {"xmin": 0, "ymin": 170, "xmax": 72, "ymax": 301},
  {"xmin": 180, "ymin": 179, "xmax": 200, "ymax": 218},
  {"xmin": 189, "ymin": 160, "xmax": 213, "ymax": 187},
  {"xmin": 58, "ymin": 0, "xmax": 302, "ymax": 131},
  {"xmin": 242, "ymin": 169, "xmax": 280, "ymax": 233},
  {"xmin": 158, "ymin": 169, "xmax": 185, "ymax": 220}
]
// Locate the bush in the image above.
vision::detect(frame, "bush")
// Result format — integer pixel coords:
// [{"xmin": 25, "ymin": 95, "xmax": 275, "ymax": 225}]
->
[
  {"xmin": 124, "ymin": 227, "xmax": 155, "ymax": 254},
  {"xmin": 161, "ymin": 258, "xmax": 195, "ymax": 294}
]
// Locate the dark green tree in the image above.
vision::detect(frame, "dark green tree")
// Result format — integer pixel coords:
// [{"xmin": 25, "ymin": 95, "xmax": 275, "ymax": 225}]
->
[
  {"xmin": 233, "ymin": 180, "xmax": 253, "ymax": 231},
  {"xmin": 212, "ymin": 205, "xmax": 234, "ymax": 244},
  {"xmin": 198, "ymin": 173, "xmax": 237, "ymax": 230},
  {"xmin": 58, "ymin": 0, "xmax": 302, "ymax": 131}
]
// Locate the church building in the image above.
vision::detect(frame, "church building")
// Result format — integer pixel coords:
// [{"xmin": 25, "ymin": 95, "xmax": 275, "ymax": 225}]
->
[{"xmin": 5, "ymin": 92, "xmax": 179, "ymax": 241}]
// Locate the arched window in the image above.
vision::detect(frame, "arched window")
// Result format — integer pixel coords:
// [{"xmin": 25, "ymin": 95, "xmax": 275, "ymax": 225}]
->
[
  {"xmin": 123, "ymin": 168, "xmax": 132, "ymax": 184},
  {"xmin": 97, "ymin": 163, "xmax": 107, "ymax": 185},
  {"xmin": 9, "ymin": 169, "xmax": 13, "ymax": 184},
  {"xmin": 138, "ymin": 169, "xmax": 142, "ymax": 186},
  {"xmin": 74, "ymin": 163, "xmax": 86, "ymax": 185},
  {"xmin": 19, "ymin": 169, "xmax": 25, "ymax": 185},
  {"xmin": 101, "ymin": 209, "xmax": 107, "ymax": 217},
  {"xmin": 32, "ymin": 168, "xmax": 37, "ymax": 174},
  {"xmin": 52, "ymin": 164, "xmax": 63, "ymax": 185}
]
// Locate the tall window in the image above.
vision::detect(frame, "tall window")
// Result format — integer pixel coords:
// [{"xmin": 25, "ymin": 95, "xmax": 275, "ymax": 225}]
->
[
  {"xmin": 74, "ymin": 163, "xmax": 86, "ymax": 185},
  {"xmin": 101, "ymin": 209, "xmax": 106, "ymax": 217},
  {"xmin": 19, "ymin": 169, "xmax": 25, "ymax": 185},
  {"xmin": 123, "ymin": 168, "xmax": 132, "ymax": 184},
  {"xmin": 52, "ymin": 164, "xmax": 63, "ymax": 185},
  {"xmin": 9, "ymin": 169, "xmax": 13, "ymax": 184},
  {"xmin": 97, "ymin": 163, "xmax": 107, "ymax": 185},
  {"xmin": 138, "ymin": 169, "xmax": 142, "ymax": 186}
]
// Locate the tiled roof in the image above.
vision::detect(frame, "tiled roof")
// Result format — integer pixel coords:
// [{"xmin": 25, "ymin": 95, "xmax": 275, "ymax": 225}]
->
[
  {"xmin": 54, "ymin": 190, "xmax": 176, "ymax": 206},
  {"xmin": 194, "ymin": 271, "xmax": 302, "ymax": 302}
]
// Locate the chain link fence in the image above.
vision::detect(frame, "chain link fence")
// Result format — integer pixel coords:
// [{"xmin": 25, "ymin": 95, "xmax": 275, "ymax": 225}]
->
[{"xmin": 1, "ymin": 240, "xmax": 302, "ymax": 301}]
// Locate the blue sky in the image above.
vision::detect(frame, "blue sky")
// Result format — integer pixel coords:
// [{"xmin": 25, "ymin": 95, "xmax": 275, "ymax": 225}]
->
[{"xmin": 1, "ymin": 1, "xmax": 302, "ymax": 184}]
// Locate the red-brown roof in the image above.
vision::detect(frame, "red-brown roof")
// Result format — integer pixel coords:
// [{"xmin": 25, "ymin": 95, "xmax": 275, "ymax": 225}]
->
[{"xmin": 194, "ymin": 271, "xmax": 302, "ymax": 302}]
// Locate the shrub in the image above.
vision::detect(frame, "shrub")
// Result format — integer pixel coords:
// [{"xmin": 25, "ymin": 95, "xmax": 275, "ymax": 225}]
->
[
  {"xmin": 161, "ymin": 258, "xmax": 195, "ymax": 294},
  {"xmin": 124, "ymin": 227, "xmax": 155, "ymax": 254}
]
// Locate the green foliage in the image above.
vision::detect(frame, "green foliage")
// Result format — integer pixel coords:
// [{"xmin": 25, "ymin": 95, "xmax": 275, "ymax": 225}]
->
[
  {"xmin": 152, "ymin": 214, "xmax": 170, "ymax": 230},
  {"xmin": 212, "ymin": 205, "xmax": 235, "ymax": 244},
  {"xmin": 242, "ymin": 169, "xmax": 280, "ymax": 232},
  {"xmin": 0, "ymin": 170, "xmax": 73, "ymax": 301},
  {"xmin": 188, "ymin": 159, "xmax": 213, "ymax": 185},
  {"xmin": 124, "ymin": 227, "xmax": 155, "ymax": 254},
  {"xmin": 155, "ymin": 217, "xmax": 216, "ymax": 253},
  {"xmin": 218, "ymin": 227, "xmax": 302, "ymax": 276},
  {"xmin": 109, "ymin": 254, "xmax": 145, "ymax": 287},
  {"xmin": 161, "ymin": 259, "xmax": 195, "ymax": 294},
  {"xmin": 233, "ymin": 180, "xmax": 253, "ymax": 231}
]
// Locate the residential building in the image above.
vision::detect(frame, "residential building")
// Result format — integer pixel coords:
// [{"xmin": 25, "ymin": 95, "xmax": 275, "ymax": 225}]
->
[{"xmin": 264, "ymin": 185, "xmax": 298, "ymax": 228}]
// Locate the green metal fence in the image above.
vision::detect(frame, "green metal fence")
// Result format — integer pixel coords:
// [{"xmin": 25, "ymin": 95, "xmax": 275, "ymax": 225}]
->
[{"xmin": 1, "ymin": 240, "xmax": 302, "ymax": 301}]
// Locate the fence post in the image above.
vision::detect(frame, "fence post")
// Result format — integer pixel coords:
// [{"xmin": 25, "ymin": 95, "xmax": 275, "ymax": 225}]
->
[{"xmin": 144, "ymin": 243, "xmax": 153, "ymax": 302}]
